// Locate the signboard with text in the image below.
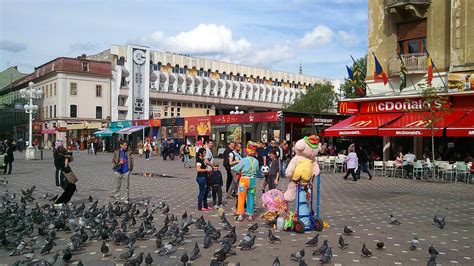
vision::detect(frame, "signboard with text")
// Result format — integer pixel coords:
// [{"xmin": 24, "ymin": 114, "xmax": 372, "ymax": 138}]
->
[
  {"xmin": 359, "ymin": 98, "xmax": 449, "ymax": 114},
  {"xmin": 338, "ymin": 101, "xmax": 359, "ymax": 114}
]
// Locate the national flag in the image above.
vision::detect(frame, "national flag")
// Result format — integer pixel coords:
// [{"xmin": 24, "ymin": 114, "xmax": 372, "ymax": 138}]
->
[
  {"xmin": 399, "ymin": 56, "xmax": 407, "ymax": 91},
  {"xmin": 346, "ymin": 65, "xmax": 354, "ymax": 80},
  {"xmin": 373, "ymin": 52, "xmax": 388, "ymax": 85},
  {"xmin": 352, "ymin": 63, "xmax": 366, "ymax": 97},
  {"xmin": 427, "ymin": 56, "xmax": 433, "ymax": 86}
]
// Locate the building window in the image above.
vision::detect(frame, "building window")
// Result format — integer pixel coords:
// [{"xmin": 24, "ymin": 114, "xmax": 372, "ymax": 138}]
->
[
  {"xmin": 397, "ymin": 19, "xmax": 427, "ymax": 54},
  {"xmin": 81, "ymin": 62, "xmax": 89, "ymax": 71},
  {"xmin": 49, "ymin": 84, "xmax": 52, "ymax": 96},
  {"xmin": 70, "ymin": 105, "xmax": 77, "ymax": 118},
  {"xmin": 45, "ymin": 87, "xmax": 49, "ymax": 98},
  {"xmin": 164, "ymin": 111, "xmax": 168, "ymax": 117},
  {"xmin": 96, "ymin": 85, "xmax": 102, "ymax": 97},
  {"xmin": 49, "ymin": 106, "xmax": 52, "ymax": 118},
  {"xmin": 54, "ymin": 83, "xmax": 57, "ymax": 96},
  {"xmin": 70, "ymin": 83, "xmax": 77, "ymax": 95},
  {"xmin": 96, "ymin": 106, "xmax": 102, "ymax": 119},
  {"xmin": 118, "ymin": 97, "xmax": 126, "ymax": 106},
  {"xmin": 54, "ymin": 105, "xmax": 56, "ymax": 118},
  {"xmin": 45, "ymin": 106, "xmax": 48, "ymax": 118}
]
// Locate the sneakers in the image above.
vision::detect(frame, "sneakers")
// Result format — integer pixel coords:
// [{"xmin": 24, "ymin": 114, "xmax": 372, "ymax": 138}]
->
[
  {"xmin": 236, "ymin": 215, "xmax": 244, "ymax": 221},
  {"xmin": 247, "ymin": 216, "xmax": 254, "ymax": 221},
  {"xmin": 231, "ymin": 208, "xmax": 238, "ymax": 216},
  {"xmin": 53, "ymin": 203, "xmax": 64, "ymax": 209}
]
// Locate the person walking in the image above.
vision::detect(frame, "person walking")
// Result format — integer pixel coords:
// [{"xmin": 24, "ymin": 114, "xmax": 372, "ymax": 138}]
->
[
  {"xmin": 3, "ymin": 140, "xmax": 14, "ymax": 175},
  {"xmin": 183, "ymin": 144, "xmax": 191, "ymax": 168},
  {"xmin": 161, "ymin": 139, "xmax": 169, "ymax": 160},
  {"xmin": 222, "ymin": 141, "xmax": 236, "ymax": 194},
  {"xmin": 342, "ymin": 144, "xmax": 358, "ymax": 181},
  {"xmin": 137, "ymin": 140, "xmax": 144, "ymax": 158},
  {"xmin": 233, "ymin": 141, "xmax": 259, "ymax": 221},
  {"xmin": 53, "ymin": 143, "xmax": 76, "ymax": 206},
  {"xmin": 356, "ymin": 145, "xmax": 373, "ymax": 180},
  {"xmin": 144, "ymin": 139, "xmax": 152, "ymax": 160},
  {"xmin": 195, "ymin": 148, "xmax": 211, "ymax": 211},
  {"xmin": 112, "ymin": 141, "xmax": 134, "ymax": 204}
]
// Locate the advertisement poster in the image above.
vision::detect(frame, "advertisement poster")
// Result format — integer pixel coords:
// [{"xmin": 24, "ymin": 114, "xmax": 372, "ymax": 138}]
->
[
  {"xmin": 273, "ymin": 129, "xmax": 280, "ymax": 142},
  {"xmin": 448, "ymin": 72, "xmax": 473, "ymax": 92},
  {"xmin": 228, "ymin": 125, "xmax": 242, "ymax": 143},
  {"xmin": 261, "ymin": 130, "xmax": 268, "ymax": 143}
]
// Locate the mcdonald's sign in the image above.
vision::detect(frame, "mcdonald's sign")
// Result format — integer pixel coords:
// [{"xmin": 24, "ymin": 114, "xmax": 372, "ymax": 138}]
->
[
  {"xmin": 360, "ymin": 98, "xmax": 448, "ymax": 114},
  {"xmin": 366, "ymin": 102, "xmax": 378, "ymax": 113},
  {"xmin": 338, "ymin": 101, "xmax": 358, "ymax": 114},
  {"xmin": 347, "ymin": 120, "xmax": 372, "ymax": 128},
  {"xmin": 405, "ymin": 120, "xmax": 431, "ymax": 127}
]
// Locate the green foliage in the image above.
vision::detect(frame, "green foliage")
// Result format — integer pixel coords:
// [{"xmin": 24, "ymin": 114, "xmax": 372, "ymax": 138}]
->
[
  {"xmin": 284, "ymin": 82, "xmax": 336, "ymax": 114},
  {"xmin": 342, "ymin": 54, "xmax": 367, "ymax": 98}
]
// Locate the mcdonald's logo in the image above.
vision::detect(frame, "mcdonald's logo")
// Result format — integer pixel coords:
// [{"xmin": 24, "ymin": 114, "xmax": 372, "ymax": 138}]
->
[
  {"xmin": 339, "ymin": 102, "xmax": 348, "ymax": 113},
  {"xmin": 366, "ymin": 102, "xmax": 378, "ymax": 113},
  {"xmin": 348, "ymin": 120, "xmax": 372, "ymax": 127},
  {"xmin": 405, "ymin": 120, "xmax": 431, "ymax": 127}
]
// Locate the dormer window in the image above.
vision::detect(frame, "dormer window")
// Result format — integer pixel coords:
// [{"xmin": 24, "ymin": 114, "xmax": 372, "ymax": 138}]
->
[{"xmin": 81, "ymin": 62, "xmax": 89, "ymax": 71}]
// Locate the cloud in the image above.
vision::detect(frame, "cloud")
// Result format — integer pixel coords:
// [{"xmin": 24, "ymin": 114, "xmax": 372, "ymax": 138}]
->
[
  {"xmin": 0, "ymin": 40, "xmax": 27, "ymax": 53},
  {"xmin": 143, "ymin": 24, "xmax": 250, "ymax": 56},
  {"xmin": 337, "ymin": 30, "xmax": 358, "ymax": 45},
  {"xmin": 69, "ymin": 42, "xmax": 101, "ymax": 52},
  {"xmin": 237, "ymin": 44, "xmax": 293, "ymax": 67},
  {"xmin": 300, "ymin": 25, "xmax": 334, "ymax": 47}
]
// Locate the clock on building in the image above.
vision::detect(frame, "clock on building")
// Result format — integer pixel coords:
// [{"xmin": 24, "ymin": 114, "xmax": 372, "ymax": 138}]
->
[{"xmin": 132, "ymin": 49, "xmax": 146, "ymax": 65}]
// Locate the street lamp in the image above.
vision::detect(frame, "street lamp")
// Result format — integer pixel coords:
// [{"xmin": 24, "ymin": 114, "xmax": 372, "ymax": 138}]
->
[
  {"xmin": 20, "ymin": 81, "xmax": 43, "ymax": 160},
  {"xmin": 230, "ymin": 106, "xmax": 244, "ymax": 115}
]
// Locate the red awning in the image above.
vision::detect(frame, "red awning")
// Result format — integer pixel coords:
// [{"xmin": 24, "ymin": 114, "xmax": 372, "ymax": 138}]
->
[
  {"xmin": 324, "ymin": 113, "xmax": 401, "ymax": 137},
  {"xmin": 378, "ymin": 111, "xmax": 466, "ymax": 137},
  {"xmin": 446, "ymin": 111, "xmax": 474, "ymax": 137}
]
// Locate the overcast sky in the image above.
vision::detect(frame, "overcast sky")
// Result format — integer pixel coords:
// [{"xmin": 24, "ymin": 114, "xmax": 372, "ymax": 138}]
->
[{"xmin": 0, "ymin": 0, "xmax": 367, "ymax": 80}]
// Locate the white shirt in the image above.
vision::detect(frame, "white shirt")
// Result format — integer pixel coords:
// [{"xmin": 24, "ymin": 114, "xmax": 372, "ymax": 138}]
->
[
  {"xmin": 205, "ymin": 147, "xmax": 214, "ymax": 164},
  {"xmin": 345, "ymin": 152, "xmax": 358, "ymax": 169},
  {"xmin": 404, "ymin": 153, "xmax": 416, "ymax": 163}
]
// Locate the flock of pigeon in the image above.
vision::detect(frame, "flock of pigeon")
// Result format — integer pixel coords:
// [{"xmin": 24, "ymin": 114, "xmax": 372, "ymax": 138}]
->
[{"xmin": 1, "ymin": 185, "xmax": 448, "ymax": 265}]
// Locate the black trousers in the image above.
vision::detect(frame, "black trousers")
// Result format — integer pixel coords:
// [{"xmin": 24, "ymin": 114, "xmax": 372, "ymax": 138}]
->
[
  {"xmin": 225, "ymin": 166, "xmax": 233, "ymax": 193},
  {"xmin": 145, "ymin": 150, "xmax": 150, "ymax": 159},
  {"xmin": 343, "ymin": 168, "xmax": 358, "ymax": 181},
  {"xmin": 212, "ymin": 185, "xmax": 223, "ymax": 206},
  {"xmin": 162, "ymin": 149, "xmax": 167, "ymax": 160},
  {"xmin": 55, "ymin": 183, "xmax": 76, "ymax": 204},
  {"xmin": 3, "ymin": 161, "xmax": 12, "ymax": 174}
]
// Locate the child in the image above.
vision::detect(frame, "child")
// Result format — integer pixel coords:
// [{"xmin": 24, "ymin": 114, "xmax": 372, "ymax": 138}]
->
[
  {"xmin": 211, "ymin": 164, "xmax": 223, "ymax": 209},
  {"xmin": 265, "ymin": 149, "xmax": 280, "ymax": 190},
  {"xmin": 183, "ymin": 144, "xmax": 191, "ymax": 168}
]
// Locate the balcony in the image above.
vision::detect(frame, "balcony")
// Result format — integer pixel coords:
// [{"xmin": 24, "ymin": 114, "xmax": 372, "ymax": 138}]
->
[
  {"xmin": 385, "ymin": 0, "xmax": 430, "ymax": 20},
  {"xmin": 388, "ymin": 53, "xmax": 427, "ymax": 76}
]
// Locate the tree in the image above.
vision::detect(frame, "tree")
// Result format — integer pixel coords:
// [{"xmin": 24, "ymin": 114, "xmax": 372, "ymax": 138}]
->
[
  {"xmin": 341, "ymin": 54, "xmax": 367, "ymax": 98},
  {"xmin": 418, "ymin": 84, "xmax": 450, "ymax": 179},
  {"xmin": 284, "ymin": 82, "xmax": 336, "ymax": 114}
]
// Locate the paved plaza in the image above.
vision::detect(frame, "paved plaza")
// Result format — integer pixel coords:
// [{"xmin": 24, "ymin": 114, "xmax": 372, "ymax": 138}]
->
[{"xmin": 1, "ymin": 150, "xmax": 473, "ymax": 265}]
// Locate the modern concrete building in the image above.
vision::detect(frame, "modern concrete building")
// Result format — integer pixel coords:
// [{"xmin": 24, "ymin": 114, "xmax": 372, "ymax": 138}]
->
[
  {"xmin": 5, "ymin": 56, "xmax": 112, "ymax": 147},
  {"xmin": 0, "ymin": 66, "xmax": 28, "ymax": 139},
  {"xmin": 88, "ymin": 44, "xmax": 338, "ymax": 122},
  {"xmin": 366, "ymin": 0, "xmax": 474, "ymax": 95}
]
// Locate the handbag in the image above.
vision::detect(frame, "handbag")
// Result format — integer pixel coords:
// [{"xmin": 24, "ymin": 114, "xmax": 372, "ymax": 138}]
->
[{"xmin": 64, "ymin": 166, "xmax": 78, "ymax": 184}]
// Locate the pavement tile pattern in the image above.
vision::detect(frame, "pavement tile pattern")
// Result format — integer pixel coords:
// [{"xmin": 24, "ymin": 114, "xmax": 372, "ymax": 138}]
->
[{"xmin": 1, "ymin": 151, "xmax": 473, "ymax": 265}]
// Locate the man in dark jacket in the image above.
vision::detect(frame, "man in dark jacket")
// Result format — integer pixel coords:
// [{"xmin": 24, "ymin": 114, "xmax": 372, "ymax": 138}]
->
[
  {"xmin": 3, "ymin": 140, "xmax": 14, "ymax": 175},
  {"xmin": 356, "ymin": 145, "xmax": 373, "ymax": 180},
  {"xmin": 222, "ymin": 141, "xmax": 235, "ymax": 194},
  {"xmin": 112, "ymin": 141, "xmax": 134, "ymax": 203}
]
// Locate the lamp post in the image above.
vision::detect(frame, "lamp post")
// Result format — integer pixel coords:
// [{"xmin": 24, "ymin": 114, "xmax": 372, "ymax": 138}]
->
[{"xmin": 20, "ymin": 82, "xmax": 43, "ymax": 160}]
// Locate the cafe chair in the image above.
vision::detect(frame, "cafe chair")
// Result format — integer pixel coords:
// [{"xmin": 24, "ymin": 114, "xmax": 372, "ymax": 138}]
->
[{"xmin": 373, "ymin": 161, "xmax": 384, "ymax": 177}]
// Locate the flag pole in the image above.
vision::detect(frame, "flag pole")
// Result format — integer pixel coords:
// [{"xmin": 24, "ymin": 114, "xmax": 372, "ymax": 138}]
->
[
  {"xmin": 397, "ymin": 52, "xmax": 417, "ymax": 89},
  {"xmin": 423, "ymin": 47, "xmax": 448, "ymax": 90},
  {"xmin": 370, "ymin": 52, "xmax": 395, "ymax": 92},
  {"xmin": 350, "ymin": 55, "xmax": 373, "ymax": 95}
]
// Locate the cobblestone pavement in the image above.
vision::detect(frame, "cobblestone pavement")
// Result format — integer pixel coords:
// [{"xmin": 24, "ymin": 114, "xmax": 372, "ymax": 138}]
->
[{"xmin": 1, "ymin": 151, "xmax": 473, "ymax": 266}]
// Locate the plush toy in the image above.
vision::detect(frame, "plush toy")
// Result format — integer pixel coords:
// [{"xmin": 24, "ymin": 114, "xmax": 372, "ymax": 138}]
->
[
  {"xmin": 284, "ymin": 135, "xmax": 320, "ymax": 202},
  {"xmin": 262, "ymin": 189, "xmax": 288, "ymax": 214}
]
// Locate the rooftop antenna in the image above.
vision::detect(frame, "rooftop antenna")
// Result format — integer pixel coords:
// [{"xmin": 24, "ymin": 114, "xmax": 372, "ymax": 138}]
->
[{"xmin": 298, "ymin": 61, "xmax": 303, "ymax": 75}]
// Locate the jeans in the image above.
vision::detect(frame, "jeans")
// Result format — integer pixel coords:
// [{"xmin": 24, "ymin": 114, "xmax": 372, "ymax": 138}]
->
[
  {"xmin": 281, "ymin": 159, "xmax": 287, "ymax": 178},
  {"xmin": 343, "ymin": 168, "xmax": 358, "ymax": 181},
  {"xmin": 196, "ymin": 175, "xmax": 208, "ymax": 209},
  {"xmin": 357, "ymin": 162, "xmax": 372, "ymax": 179},
  {"xmin": 183, "ymin": 154, "xmax": 190, "ymax": 167},
  {"xmin": 237, "ymin": 177, "xmax": 256, "ymax": 215},
  {"xmin": 3, "ymin": 161, "xmax": 12, "ymax": 174},
  {"xmin": 212, "ymin": 185, "xmax": 223, "ymax": 206},
  {"xmin": 114, "ymin": 171, "xmax": 130, "ymax": 200},
  {"xmin": 225, "ymin": 166, "xmax": 233, "ymax": 193}
]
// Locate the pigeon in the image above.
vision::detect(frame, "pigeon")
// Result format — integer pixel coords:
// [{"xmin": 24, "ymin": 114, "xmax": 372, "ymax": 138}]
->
[
  {"xmin": 101, "ymin": 241, "xmax": 109, "ymax": 257},
  {"xmin": 290, "ymin": 249, "xmax": 305, "ymax": 261},
  {"xmin": 410, "ymin": 236, "xmax": 419, "ymax": 251},
  {"xmin": 272, "ymin": 257, "xmax": 281, "ymax": 266},
  {"xmin": 44, "ymin": 253, "xmax": 59, "ymax": 265},
  {"xmin": 298, "ymin": 259, "xmax": 308, "ymax": 266},
  {"xmin": 376, "ymin": 241, "xmax": 385, "ymax": 250},
  {"xmin": 203, "ymin": 232, "xmax": 212, "ymax": 249},
  {"xmin": 320, "ymin": 247, "xmax": 333, "ymax": 264},
  {"xmin": 427, "ymin": 254, "xmax": 437, "ymax": 266},
  {"xmin": 433, "ymin": 214, "xmax": 446, "ymax": 229},
  {"xmin": 338, "ymin": 235, "xmax": 349, "ymax": 249},
  {"xmin": 145, "ymin": 253, "xmax": 153, "ymax": 266},
  {"xmin": 182, "ymin": 211, "xmax": 188, "ymax": 220},
  {"xmin": 305, "ymin": 234, "xmax": 319, "ymax": 246},
  {"xmin": 40, "ymin": 240, "xmax": 55, "ymax": 255},
  {"xmin": 343, "ymin": 226, "xmax": 354, "ymax": 235},
  {"xmin": 155, "ymin": 236, "xmax": 163, "ymax": 249},
  {"xmin": 119, "ymin": 247, "xmax": 135, "ymax": 261},
  {"xmin": 268, "ymin": 229, "xmax": 281, "ymax": 243},
  {"xmin": 190, "ymin": 242, "xmax": 201, "ymax": 260},
  {"xmin": 88, "ymin": 195, "xmax": 93, "ymax": 202},
  {"xmin": 313, "ymin": 240, "xmax": 329, "ymax": 255},
  {"xmin": 62, "ymin": 247, "xmax": 72, "ymax": 262},
  {"xmin": 361, "ymin": 243, "xmax": 372, "ymax": 257},
  {"xmin": 240, "ymin": 235, "xmax": 256, "ymax": 250},
  {"xmin": 180, "ymin": 251, "xmax": 189, "ymax": 265},
  {"xmin": 162, "ymin": 205, "xmax": 170, "ymax": 214},
  {"xmin": 248, "ymin": 223, "xmax": 258, "ymax": 232},
  {"xmin": 157, "ymin": 243, "xmax": 176, "ymax": 256},
  {"xmin": 77, "ymin": 260, "xmax": 84, "ymax": 266},
  {"xmin": 429, "ymin": 244, "xmax": 439, "ymax": 257},
  {"xmin": 389, "ymin": 214, "xmax": 401, "ymax": 225}
]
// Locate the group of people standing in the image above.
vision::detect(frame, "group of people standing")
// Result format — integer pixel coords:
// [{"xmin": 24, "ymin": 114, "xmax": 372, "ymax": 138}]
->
[{"xmin": 342, "ymin": 143, "xmax": 373, "ymax": 181}]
